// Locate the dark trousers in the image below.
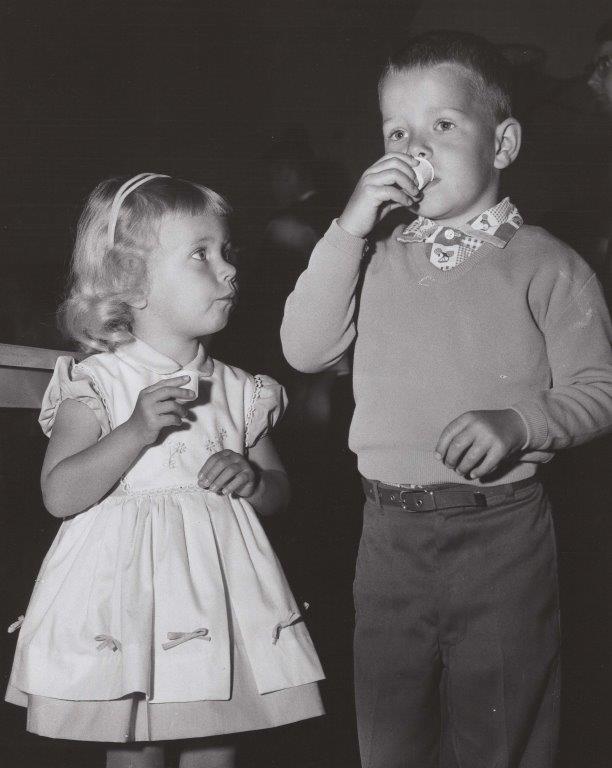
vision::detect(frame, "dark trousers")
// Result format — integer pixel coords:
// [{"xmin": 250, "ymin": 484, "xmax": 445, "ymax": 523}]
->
[{"xmin": 353, "ymin": 480, "xmax": 560, "ymax": 768}]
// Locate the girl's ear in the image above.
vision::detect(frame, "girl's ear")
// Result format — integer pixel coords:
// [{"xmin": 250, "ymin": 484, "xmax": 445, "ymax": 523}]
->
[
  {"xmin": 493, "ymin": 117, "xmax": 522, "ymax": 169},
  {"xmin": 127, "ymin": 293, "xmax": 148, "ymax": 310}
]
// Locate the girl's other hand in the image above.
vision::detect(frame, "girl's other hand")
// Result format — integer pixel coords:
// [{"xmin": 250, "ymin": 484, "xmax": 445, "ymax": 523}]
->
[
  {"xmin": 198, "ymin": 450, "xmax": 259, "ymax": 497},
  {"xmin": 337, "ymin": 152, "xmax": 421, "ymax": 239},
  {"xmin": 127, "ymin": 376, "xmax": 196, "ymax": 446}
]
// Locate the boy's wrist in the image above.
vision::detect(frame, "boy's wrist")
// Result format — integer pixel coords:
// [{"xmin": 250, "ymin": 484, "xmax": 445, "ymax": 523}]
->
[{"xmin": 337, "ymin": 212, "xmax": 369, "ymax": 239}]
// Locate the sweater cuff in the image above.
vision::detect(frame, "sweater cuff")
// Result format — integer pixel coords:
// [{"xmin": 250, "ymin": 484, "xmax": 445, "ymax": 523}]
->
[
  {"xmin": 510, "ymin": 401, "xmax": 549, "ymax": 450},
  {"xmin": 323, "ymin": 219, "xmax": 368, "ymax": 259}
]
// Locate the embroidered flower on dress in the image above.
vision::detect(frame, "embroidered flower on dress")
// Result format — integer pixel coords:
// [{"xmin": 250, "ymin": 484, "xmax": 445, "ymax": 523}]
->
[
  {"xmin": 168, "ymin": 441, "xmax": 187, "ymax": 469},
  {"xmin": 205, "ymin": 427, "xmax": 227, "ymax": 455}
]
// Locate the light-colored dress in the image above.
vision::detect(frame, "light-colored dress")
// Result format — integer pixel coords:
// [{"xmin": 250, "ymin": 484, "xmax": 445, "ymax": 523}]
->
[{"xmin": 5, "ymin": 338, "xmax": 324, "ymax": 742}]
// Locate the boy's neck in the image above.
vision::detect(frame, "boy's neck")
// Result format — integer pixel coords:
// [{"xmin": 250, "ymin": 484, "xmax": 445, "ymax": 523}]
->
[{"xmin": 419, "ymin": 186, "xmax": 502, "ymax": 230}]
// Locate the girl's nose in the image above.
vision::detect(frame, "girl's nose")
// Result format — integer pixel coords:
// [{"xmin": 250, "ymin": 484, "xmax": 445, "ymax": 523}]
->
[{"xmin": 220, "ymin": 259, "xmax": 237, "ymax": 283}]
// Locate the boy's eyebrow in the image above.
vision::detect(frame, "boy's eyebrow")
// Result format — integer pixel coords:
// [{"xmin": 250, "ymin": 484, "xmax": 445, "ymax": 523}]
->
[{"xmin": 382, "ymin": 106, "xmax": 469, "ymax": 125}]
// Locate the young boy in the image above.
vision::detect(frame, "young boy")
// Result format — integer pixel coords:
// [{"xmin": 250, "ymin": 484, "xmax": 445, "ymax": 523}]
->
[{"xmin": 281, "ymin": 30, "xmax": 612, "ymax": 768}]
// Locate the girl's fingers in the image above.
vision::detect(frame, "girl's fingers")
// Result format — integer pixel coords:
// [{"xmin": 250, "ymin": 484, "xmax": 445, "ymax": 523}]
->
[
  {"xmin": 150, "ymin": 386, "xmax": 196, "ymax": 402},
  {"xmin": 143, "ymin": 376, "xmax": 191, "ymax": 393},
  {"xmin": 220, "ymin": 472, "xmax": 253, "ymax": 496},
  {"xmin": 159, "ymin": 414, "xmax": 182, "ymax": 428},
  {"xmin": 155, "ymin": 401, "xmax": 187, "ymax": 418},
  {"xmin": 207, "ymin": 465, "xmax": 245, "ymax": 492},
  {"xmin": 198, "ymin": 453, "xmax": 238, "ymax": 487}
]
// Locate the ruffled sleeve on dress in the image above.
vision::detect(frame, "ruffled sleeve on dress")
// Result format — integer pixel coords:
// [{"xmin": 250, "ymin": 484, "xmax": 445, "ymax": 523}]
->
[
  {"xmin": 244, "ymin": 374, "xmax": 288, "ymax": 449},
  {"xmin": 39, "ymin": 357, "xmax": 110, "ymax": 438}
]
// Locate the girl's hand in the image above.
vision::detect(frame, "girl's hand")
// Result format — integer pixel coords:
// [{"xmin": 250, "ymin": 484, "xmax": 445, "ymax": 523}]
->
[
  {"xmin": 435, "ymin": 409, "xmax": 528, "ymax": 480},
  {"xmin": 198, "ymin": 450, "xmax": 259, "ymax": 497},
  {"xmin": 127, "ymin": 376, "xmax": 196, "ymax": 447},
  {"xmin": 337, "ymin": 153, "xmax": 421, "ymax": 239}
]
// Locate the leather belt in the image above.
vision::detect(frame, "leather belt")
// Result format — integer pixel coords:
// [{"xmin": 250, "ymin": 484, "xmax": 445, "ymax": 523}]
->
[{"xmin": 361, "ymin": 476, "xmax": 538, "ymax": 512}]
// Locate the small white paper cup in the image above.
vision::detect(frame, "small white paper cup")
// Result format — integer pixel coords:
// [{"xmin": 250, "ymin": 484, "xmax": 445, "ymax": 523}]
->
[
  {"xmin": 413, "ymin": 157, "xmax": 434, "ymax": 190},
  {"xmin": 161, "ymin": 370, "xmax": 199, "ymax": 401}
]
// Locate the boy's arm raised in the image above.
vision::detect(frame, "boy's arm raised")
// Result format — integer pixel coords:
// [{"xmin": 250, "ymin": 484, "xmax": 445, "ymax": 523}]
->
[
  {"xmin": 281, "ymin": 153, "xmax": 420, "ymax": 373},
  {"xmin": 281, "ymin": 221, "xmax": 366, "ymax": 372}
]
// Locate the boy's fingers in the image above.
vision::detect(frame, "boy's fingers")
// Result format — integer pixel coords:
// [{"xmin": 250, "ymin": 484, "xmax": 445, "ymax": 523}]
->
[
  {"xmin": 435, "ymin": 414, "xmax": 471, "ymax": 459},
  {"xmin": 443, "ymin": 431, "xmax": 476, "ymax": 469},
  {"xmin": 377, "ymin": 152, "xmax": 420, "ymax": 167},
  {"xmin": 365, "ymin": 157, "xmax": 419, "ymax": 179},
  {"xmin": 469, "ymin": 451, "xmax": 501, "ymax": 480},
  {"xmin": 364, "ymin": 168, "xmax": 420, "ymax": 195},
  {"xmin": 378, "ymin": 187, "xmax": 417, "ymax": 208},
  {"xmin": 455, "ymin": 444, "xmax": 488, "ymax": 476}
]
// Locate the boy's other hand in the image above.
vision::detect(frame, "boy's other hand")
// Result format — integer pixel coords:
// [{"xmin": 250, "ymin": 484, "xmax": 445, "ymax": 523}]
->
[
  {"xmin": 198, "ymin": 449, "xmax": 259, "ymax": 497},
  {"xmin": 337, "ymin": 153, "xmax": 422, "ymax": 239},
  {"xmin": 434, "ymin": 409, "xmax": 528, "ymax": 480}
]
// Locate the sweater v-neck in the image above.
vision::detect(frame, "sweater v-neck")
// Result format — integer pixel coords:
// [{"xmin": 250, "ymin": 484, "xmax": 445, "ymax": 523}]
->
[{"xmin": 399, "ymin": 239, "xmax": 501, "ymax": 286}]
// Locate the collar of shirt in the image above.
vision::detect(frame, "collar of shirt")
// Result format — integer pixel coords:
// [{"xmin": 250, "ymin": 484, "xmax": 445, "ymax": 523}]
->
[
  {"xmin": 396, "ymin": 197, "xmax": 523, "ymax": 270},
  {"xmin": 115, "ymin": 336, "xmax": 214, "ymax": 377}
]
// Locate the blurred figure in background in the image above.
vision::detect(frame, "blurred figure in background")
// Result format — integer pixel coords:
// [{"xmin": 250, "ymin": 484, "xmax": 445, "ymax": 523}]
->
[
  {"xmin": 504, "ymin": 24, "xmax": 612, "ymax": 303},
  {"xmin": 258, "ymin": 132, "xmax": 362, "ymax": 764}
]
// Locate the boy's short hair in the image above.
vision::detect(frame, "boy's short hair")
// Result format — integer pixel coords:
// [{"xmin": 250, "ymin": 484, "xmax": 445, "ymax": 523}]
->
[{"xmin": 380, "ymin": 30, "xmax": 513, "ymax": 123}]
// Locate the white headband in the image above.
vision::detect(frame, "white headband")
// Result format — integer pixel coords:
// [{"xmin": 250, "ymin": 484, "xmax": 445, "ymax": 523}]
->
[{"xmin": 107, "ymin": 172, "xmax": 169, "ymax": 248}]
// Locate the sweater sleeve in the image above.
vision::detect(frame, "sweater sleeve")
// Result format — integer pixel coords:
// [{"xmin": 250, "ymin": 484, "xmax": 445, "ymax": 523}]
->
[
  {"xmin": 512, "ymin": 272, "xmax": 612, "ymax": 451},
  {"xmin": 280, "ymin": 220, "xmax": 367, "ymax": 373}
]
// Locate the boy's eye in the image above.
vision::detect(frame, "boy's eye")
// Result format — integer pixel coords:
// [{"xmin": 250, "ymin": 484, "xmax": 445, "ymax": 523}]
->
[
  {"xmin": 435, "ymin": 119, "xmax": 455, "ymax": 132},
  {"xmin": 191, "ymin": 248, "xmax": 207, "ymax": 261},
  {"xmin": 388, "ymin": 129, "xmax": 407, "ymax": 141}
]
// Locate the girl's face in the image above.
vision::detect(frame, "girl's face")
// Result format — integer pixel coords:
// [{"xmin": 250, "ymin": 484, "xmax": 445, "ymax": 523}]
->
[{"xmin": 140, "ymin": 211, "xmax": 237, "ymax": 341}]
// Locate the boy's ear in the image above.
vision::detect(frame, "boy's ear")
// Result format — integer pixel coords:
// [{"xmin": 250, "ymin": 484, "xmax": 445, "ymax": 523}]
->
[{"xmin": 493, "ymin": 118, "xmax": 522, "ymax": 169}]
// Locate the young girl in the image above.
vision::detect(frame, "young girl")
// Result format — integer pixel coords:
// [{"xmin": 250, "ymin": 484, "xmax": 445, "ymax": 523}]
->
[{"xmin": 5, "ymin": 173, "xmax": 325, "ymax": 767}]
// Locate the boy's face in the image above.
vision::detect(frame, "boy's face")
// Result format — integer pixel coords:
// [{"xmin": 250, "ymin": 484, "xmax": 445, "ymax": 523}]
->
[{"xmin": 380, "ymin": 63, "xmax": 504, "ymax": 226}]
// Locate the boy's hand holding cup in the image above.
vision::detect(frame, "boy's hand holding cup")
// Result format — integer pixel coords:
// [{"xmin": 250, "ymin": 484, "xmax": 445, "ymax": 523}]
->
[{"xmin": 338, "ymin": 153, "xmax": 432, "ymax": 239}]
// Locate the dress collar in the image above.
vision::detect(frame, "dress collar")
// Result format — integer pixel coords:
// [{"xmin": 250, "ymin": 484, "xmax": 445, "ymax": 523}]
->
[{"xmin": 115, "ymin": 337, "xmax": 214, "ymax": 377}]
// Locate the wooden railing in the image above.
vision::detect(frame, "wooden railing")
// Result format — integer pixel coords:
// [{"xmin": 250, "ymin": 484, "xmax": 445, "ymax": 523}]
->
[{"xmin": 0, "ymin": 343, "xmax": 74, "ymax": 408}]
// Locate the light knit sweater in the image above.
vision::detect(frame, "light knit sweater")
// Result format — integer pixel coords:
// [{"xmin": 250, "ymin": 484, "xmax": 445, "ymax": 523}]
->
[{"xmin": 281, "ymin": 219, "xmax": 612, "ymax": 486}]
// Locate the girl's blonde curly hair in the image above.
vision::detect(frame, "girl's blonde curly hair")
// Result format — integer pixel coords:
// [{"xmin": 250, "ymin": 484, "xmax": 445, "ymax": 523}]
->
[{"xmin": 59, "ymin": 175, "xmax": 231, "ymax": 354}]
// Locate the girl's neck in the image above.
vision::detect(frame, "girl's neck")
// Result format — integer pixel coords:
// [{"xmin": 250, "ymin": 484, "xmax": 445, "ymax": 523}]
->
[{"xmin": 131, "ymin": 327, "xmax": 204, "ymax": 368}]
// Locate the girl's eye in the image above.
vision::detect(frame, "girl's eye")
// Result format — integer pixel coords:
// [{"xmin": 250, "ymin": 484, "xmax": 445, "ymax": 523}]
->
[
  {"xmin": 435, "ymin": 119, "xmax": 455, "ymax": 132},
  {"xmin": 388, "ymin": 129, "xmax": 407, "ymax": 141},
  {"xmin": 191, "ymin": 248, "xmax": 207, "ymax": 261}
]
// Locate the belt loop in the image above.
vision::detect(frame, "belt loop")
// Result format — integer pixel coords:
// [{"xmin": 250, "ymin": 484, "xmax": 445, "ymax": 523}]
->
[{"xmin": 371, "ymin": 480, "xmax": 381, "ymax": 508}]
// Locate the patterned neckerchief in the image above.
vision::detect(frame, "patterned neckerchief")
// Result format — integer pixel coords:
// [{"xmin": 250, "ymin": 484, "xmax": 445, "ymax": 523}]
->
[{"xmin": 397, "ymin": 197, "xmax": 523, "ymax": 270}]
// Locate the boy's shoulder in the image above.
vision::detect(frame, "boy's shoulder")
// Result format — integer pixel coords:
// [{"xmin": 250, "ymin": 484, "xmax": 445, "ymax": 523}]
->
[{"xmin": 509, "ymin": 223, "xmax": 595, "ymax": 282}]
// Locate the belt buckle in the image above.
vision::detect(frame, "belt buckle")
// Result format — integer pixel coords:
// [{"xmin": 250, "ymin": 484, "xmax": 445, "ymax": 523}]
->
[{"xmin": 399, "ymin": 488, "xmax": 434, "ymax": 512}]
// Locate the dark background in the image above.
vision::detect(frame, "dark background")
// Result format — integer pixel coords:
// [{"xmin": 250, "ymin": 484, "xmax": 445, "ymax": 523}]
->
[{"xmin": 1, "ymin": 1, "xmax": 611, "ymax": 766}]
